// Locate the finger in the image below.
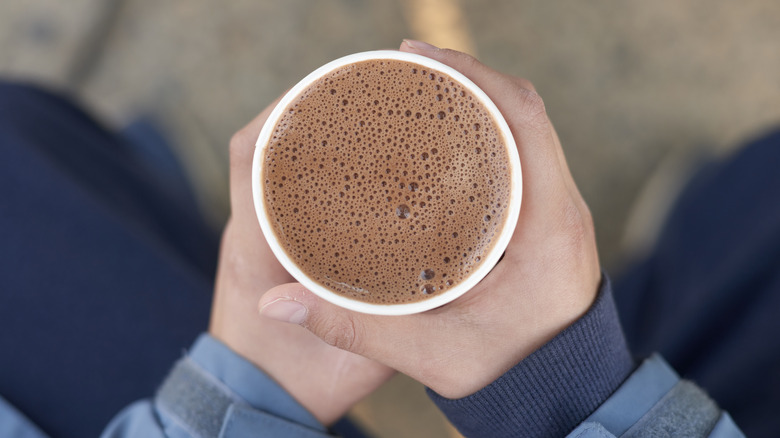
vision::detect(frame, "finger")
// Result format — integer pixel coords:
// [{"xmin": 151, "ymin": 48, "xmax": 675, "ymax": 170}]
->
[
  {"xmin": 258, "ymin": 283, "xmax": 421, "ymax": 367},
  {"xmin": 224, "ymin": 95, "xmax": 296, "ymax": 283},
  {"xmin": 217, "ymin": 218, "xmax": 294, "ymax": 291},
  {"xmin": 259, "ymin": 282, "xmax": 522, "ymax": 398},
  {"xmin": 229, "ymin": 95, "xmax": 284, "ymax": 222}
]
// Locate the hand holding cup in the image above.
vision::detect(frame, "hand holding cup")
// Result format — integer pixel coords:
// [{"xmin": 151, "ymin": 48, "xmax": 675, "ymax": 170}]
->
[
  {"xmin": 210, "ymin": 101, "xmax": 393, "ymax": 426},
  {"xmin": 259, "ymin": 41, "xmax": 601, "ymax": 399}
]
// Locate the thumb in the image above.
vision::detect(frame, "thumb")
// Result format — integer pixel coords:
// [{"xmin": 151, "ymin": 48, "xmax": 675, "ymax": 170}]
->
[{"xmin": 259, "ymin": 282, "xmax": 380, "ymax": 355}]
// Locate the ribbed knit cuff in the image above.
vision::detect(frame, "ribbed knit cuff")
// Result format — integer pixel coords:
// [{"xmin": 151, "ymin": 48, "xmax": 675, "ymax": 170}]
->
[{"xmin": 427, "ymin": 275, "xmax": 635, "ymax": 438}]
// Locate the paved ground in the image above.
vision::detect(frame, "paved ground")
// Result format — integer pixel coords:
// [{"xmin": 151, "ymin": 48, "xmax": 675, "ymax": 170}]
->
[{"xmin": 3, "ymin": 1, "xmax": 780, "ymax": 436}]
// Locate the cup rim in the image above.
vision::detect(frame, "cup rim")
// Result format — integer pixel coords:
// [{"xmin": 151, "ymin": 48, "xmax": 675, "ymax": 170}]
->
[{"xmin": 252, "ymin": 50, "xmax": 522, "ymax": 315}]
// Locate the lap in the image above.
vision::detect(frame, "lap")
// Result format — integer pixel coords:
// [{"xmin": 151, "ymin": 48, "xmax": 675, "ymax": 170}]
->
[
  {"xmin": 0, "ymin": 82, "xmax": 219, "ymax": 438},
  {"xmin": 615, "ymin": 129, "xmax": 780, "ymax": 437}
]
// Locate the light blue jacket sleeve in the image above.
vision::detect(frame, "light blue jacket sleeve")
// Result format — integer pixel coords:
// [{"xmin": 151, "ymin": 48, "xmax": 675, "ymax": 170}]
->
[
  {"xmin": 565, "ymin": 355, "xmax": 744, "ymax": 438},
  {"xmin": 100, "ymin": 334, "xmax": 333, "ymax": 438},
  {"xmin": 0, "ymin": 335, "xmax": 744, "ymax": 437},
  {"xmin": 0, "ymin": 396, "xmax": 49, "ymax": 438}
]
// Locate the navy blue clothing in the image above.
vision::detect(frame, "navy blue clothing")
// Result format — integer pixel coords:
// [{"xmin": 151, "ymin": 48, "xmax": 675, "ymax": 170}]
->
[
  {"xmin": 429, "ymin": 276, "xmax": 635, "ymax": 437},
  {"xmin": 614, "ymin": 130, "xmax": 780, "ymax": 438},
  {"xmin": 0, "ymin": 82, "xmax": 219, "ymax": 438}
]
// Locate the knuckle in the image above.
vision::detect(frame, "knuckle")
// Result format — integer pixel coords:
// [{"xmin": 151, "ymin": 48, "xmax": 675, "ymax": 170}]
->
[
  {"xmin": 579, "ymin": 201, "xmax": 595, "ymax": 234},
  {"xmin": 557, "ymin": 200, "xmax": 595, "ymax": 256},
  {"xmin": 506, "ymin": 88, "xmax": 549, "ymax": 130},
  {"xmin": 512, "ymin": 76, "xmax": 537, "ymax": 92},
  {"xmin": 229, "ymin": 129, "xmax": 246, "ymax": 154},
  {"xmin": 549, "ymin": 199, "xmax": 600, "ymax": 285},
  {"xmin": 519, "ymin": 88, "xmax": 548, "ymax": 121},
  {"xmin": 441, "ymin": 49, "xmax": 480, "ymax": 70},
  {"xmin": 316, "ymin": 314, "xmax": 362, "ymax": 353},
  {"xmin": 229, "ymin": 128, "xmax": 254, "ymax": 166},
  {"xmin": 459, "ymin": 53, "xmax": 481, "ymax": 70}
]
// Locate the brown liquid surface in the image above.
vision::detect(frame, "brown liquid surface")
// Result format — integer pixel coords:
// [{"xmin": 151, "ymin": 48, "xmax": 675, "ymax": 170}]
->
[{"xmin": 262, "ymin": 59, "xmax": 511, "ymax": 304}]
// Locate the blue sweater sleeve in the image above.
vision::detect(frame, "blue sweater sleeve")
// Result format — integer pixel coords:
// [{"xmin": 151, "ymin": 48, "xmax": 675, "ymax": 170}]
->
[
  {"xmin": 100, "ymin": 334, "xmax": 333, "ymax": 438},
  {"xmin": 428, "ymin": 276, "xmax": 635, "ymax": 437},
  {"xmin": 426, "ymin": 276, "xmax": 744, "ymax": 438},
  {"xmin": 0, "ymin": 396, "xmax": 49, "ymax": 438},
  {"xmin": 5, "ymin": 277, "xmax": 744, "ymax": 437}
]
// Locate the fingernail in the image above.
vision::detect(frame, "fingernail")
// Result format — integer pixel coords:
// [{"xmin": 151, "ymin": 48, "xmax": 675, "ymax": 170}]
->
[
  {"xmin": 260, "ymin": 299, "xmax": 308, "ymax": 324},
  {"xmin": 403, "ymin": 39, "xmax": 439, "ymax": 51}
]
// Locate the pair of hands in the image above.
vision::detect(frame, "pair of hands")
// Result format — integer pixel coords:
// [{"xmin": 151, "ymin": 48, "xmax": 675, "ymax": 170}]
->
[{"xmin": 209, "ymin": 40, "xmax": 601, "ymax": 426}]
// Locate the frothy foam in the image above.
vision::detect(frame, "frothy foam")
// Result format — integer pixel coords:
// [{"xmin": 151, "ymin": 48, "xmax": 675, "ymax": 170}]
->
[{"xmin": 262, "ymin": 59, "xmax": 511, "ymax": 304}]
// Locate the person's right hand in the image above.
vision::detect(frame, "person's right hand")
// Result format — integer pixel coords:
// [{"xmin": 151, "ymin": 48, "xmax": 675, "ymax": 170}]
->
[
  {"xmin": 258, "ymin": 40, "xmax": 602, "ymax": 399},
  {"xmin": 209, "ymin": 97, "xmax": 393, "ymax": 426}
]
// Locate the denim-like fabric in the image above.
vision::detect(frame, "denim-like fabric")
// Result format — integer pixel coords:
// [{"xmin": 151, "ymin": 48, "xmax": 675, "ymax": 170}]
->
[
  {"xmin": 100, "ymin": 334, "xmax": 331, "ymax": 438},
  {"xmin": 0, "ymin": 82, "xmax": 219, "ymax": 438},
  {"xmin": 614, "ymin": 129, "xmax": 780, "ymax": 437},
  {"xmin": 428, "ymin": 277, "xmax": 636, "ymax": 438}
]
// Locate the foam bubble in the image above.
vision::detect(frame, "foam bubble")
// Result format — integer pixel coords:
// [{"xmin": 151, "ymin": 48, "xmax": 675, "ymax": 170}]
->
[{"xmin": 396, "ymin": 204, "xmax": 411, "ymax": 219}]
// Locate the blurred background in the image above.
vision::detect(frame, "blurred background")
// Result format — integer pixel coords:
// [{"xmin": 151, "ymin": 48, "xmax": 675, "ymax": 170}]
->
[{"xmin": 2, "ymin": 0, "xmax": 779, "ymax": 436}]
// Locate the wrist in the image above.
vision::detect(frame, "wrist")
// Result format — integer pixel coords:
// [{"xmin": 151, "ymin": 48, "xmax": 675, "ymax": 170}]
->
[
  {"xmin": 185, "ymin": 334, "xmax": 328, "ymax": 430},
  {"xmin": 426, "ymin": 270, "xmax": 601, "ymax": 399},
  {"xmin": 427, "ymin": 275, "xmax": 635, "ymax": 437}
]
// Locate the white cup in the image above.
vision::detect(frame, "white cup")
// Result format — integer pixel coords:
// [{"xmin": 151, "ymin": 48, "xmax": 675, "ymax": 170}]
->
[{"xmin": 252, "ymin": 50, "xmax": 522, "ymax": 315}]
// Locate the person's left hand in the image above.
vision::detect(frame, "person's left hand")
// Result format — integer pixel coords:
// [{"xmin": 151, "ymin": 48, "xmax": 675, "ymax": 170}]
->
[
  {"xmin": 256, "ymin": 41, "xmax": 602, "ymax": 401},
  {"xmin": 209, "ymin": 99, "xmax": 394, "ymax": 426}
]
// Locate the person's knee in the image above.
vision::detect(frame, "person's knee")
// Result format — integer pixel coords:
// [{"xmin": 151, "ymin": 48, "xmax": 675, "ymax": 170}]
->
[
  {"xmin": 0, "ymin": 81, "xmax": 51, "ymax": 105},
  {"xmin": 0, "ymin": 81, "xmax": 77, "ymax": 119}
]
